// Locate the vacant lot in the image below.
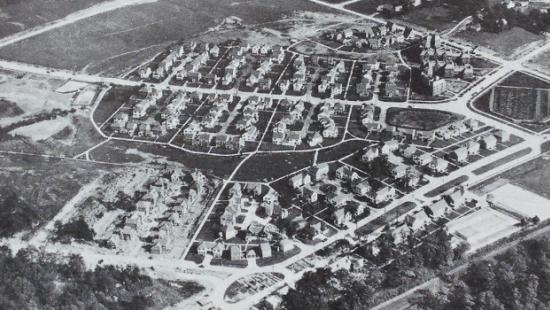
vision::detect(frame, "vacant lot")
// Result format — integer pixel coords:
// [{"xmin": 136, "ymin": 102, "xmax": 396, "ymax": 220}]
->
[
  {"xmin": 482, "ymin": 156, "xmax": 550, "ymax": 201},
  {"xmin": 234, "ymin": 152, "xmax": 314, "ymax": 182},
  {"xmin": 455, "ymin": 27, "xmax": 544, "ymax": 58},
  {"xmin": 0, "ymin": 0, "xmax": 346, "ymax": 76},
  {"xmin": 395, "ymin": 5, "xmax": 460, "ymax": 32},
  {"xmin": 0, "ymin": 0, "xmax": 107, "ymax": 38},
  {"xmin": 344, "ymin": 0, "xmax": 387, "ymax": 15},
  {"xmin": 386, "ymin": 108, "xmax": 464, "ymax": 131},
  {"xmin": 90, "ymin": 139, "xmax": 244, "ymax": 178},
  {"xmin": 499, "ymin": 71, "xmax": 550, "ymax": 89},
  {"xmin": 472, "ymin": 148, "xmax": 532, "ymax": 175},
  {"xmin": 425, "ymin": 175, "xmax": 469, "ymax": 198},
  {"xmin": 0, "ymin": 154, "xmax": 109, "ymax": 238}
]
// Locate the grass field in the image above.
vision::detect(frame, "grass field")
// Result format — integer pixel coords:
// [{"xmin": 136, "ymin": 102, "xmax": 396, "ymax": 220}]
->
[
  {"xmin": 90, "ymin": 139, "xmax": 245, "ymax": 178},
  {"xmin": 499, "ymin": 72, "xmax": 550, "ymax": 89},
  {"xmin": 395, "ymin": 5, "xmax": 460, "ymax": 32},
  {"xmin": 479, "ymin": 156, "xmax": 550, "ymax": 201},
  {"xmin": 425, "ymin": 175, "xmax": 469, "ymax": 198},
  {"xmin": 234, "ymin": 151, "xmax": 315, "ymax": 182},
  {"xmin": 0, "ymin": 0, "xmax": 347, "ymax": 76},
  {"xmin": 472, "ymin": 148, "xmax": 532, "ymax": 175},
  {"xmin": 386, "ymin": 108, "xmax": 464, "ymax": 131},
  {"xmin": 344, "ymin": 0, "xmax": 387, "ymax": 15},
  {"xmin": 0, "ymin": 0, "xmax": 107, "ymax": 38},
  {"xmin": 455, "ymin": 27, "xmax": 544, "ymax": 58}
]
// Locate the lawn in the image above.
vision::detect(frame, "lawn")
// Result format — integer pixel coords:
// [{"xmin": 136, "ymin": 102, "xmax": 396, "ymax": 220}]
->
[
  {"xmin": 472, "ymin": 148, "xmax": 532, "ymax": 175},
  {"xmin": 234, "ymin": 151, "xmax": 315, "ymax": 182},
  {"xmin": 475, "ymin": 156, "xmax": 550, "ymax": 201},
  {"xmin": 425, "ymin": 175, "xmax": 469, "ymax": 198},
  {"xmin": 499, "ymin": 71, "xmax": 550, "ymax": 89},
  {"xmin": 385, "ymin": 107, "xmax": 464, "ymax": 131},
  {"xmin": 317, "ymin": 140, "xmax": 371, "ymax": 163},
  {"xmin": 454, "ymin": 27, "xmax": 544, "ymax": 58},
  {"xmin": 0, "ymin": 0, "xmax": 348, "ymax": 76}
]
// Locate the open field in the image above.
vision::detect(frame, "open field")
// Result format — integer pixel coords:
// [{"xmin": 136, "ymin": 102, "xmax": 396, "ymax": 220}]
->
[
  {"xmin": 89, "ymin": 139, "xmax": 244, "ymax": 179},
  {"xmin": 0, "ymin": 0, "xmax": 107, "ymax": 38},
  {"xmin": 0, "ymin": 72, "xmax": 75, "ymax": 127},
  {"xmin": 234, "ymin": 152, "xmax": 315, "ymax": 182},
  {"xmin": 0, "ymin": 153, "xmax": 109, "ymax": 238},
  {"xmin": 0, "ymin": 0, "xmax": 347, "ymax": 76},
  {"xmin": 472, "ymin": 147, "xmax": 532, "ymax": 175},
  {"xmin": 395, "ymin": 5, "xmax": 460, "ymax": 32},
  {"xmin": 528, "ymin": 50, "xmax": 550, "ymax": 76},
  {"xmin": 473, "ymin": 156, "xmax": 550, "ymax": 201},
  {"xmin": 385, "ymin": 108, "xmax": 464, "ymax": 131},
  {"xmin": 344, "ymin": 0, "xmax": 387, "ymax": 15},
  {"xmin": 454, "ymin": 27, "xmax": 545, "ymax": 58}
]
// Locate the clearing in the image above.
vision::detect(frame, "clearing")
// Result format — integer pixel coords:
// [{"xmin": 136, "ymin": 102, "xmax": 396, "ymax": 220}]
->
[
  {"xmin": 0, "ymin": 0, "xmax": 348, "ymax": 76},
  {"xmin": 385, "ymin": 107, "xmax": 464, "ymax": 131}
]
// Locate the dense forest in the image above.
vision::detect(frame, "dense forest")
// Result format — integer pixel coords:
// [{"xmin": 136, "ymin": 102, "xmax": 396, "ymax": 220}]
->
[
  {"xmin": 0, "ymin": 246, "xmax": 203, "ymax": 310},
  {"xmin": 282, "ymin": 230, "xmax": 468, "ymax": 310},
  {"xmin": 412, "ymin": 237, "xmax": 550, "ymax": 309}
]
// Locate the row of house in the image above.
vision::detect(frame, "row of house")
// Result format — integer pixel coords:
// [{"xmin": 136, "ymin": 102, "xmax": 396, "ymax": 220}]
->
[{"xmin": 392, "ymin": 189, "xmax": 465, "ymax": 243}]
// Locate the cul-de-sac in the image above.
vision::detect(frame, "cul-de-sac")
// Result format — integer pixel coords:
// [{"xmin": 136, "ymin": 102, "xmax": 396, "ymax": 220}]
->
[{"xmin": 3, "ymin": 0, "xmax": 550, "ymax": 309}]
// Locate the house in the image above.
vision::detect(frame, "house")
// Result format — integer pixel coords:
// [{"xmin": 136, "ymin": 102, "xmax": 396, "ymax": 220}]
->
[
  {"xmin": 450, "ymin": 147, "xmax": 468, "ymax": 163},
  {"xmin": 279, "ymin": 79, "xmax": 290, "ymax": 92},
  {"xmin": 230, "ymin": 245, "xmax": 242, "ymax": 261},
  {"xmin": 466, "ymin": 141, "xmax": 480, "ymax": 155},
  {"xmin": 246, "ymin": 249, "xmax": 257, "ymax": 259},
  {"xmin": 289, "ymin": 173, "xmax": 311, "ymax": 189},
  {"xmin": 336, "ymin": 166, "xmax": 359, "ymax": 182},
  {"xmin": 430, "ymin": 158, "xmax": 449, "ymax": 173},
  {"xmin": 405, "ymin": 210, "xmax": 430, "ymax": 230},
  {"xmin": 391, "ymin": 165, "xmax": 408, "ymax": 179},
  {"xmin": 368, "ymin": 186, "xmax": 395, "ymax": 204},
  {"xmin": 354, "ymin": 180, "xmax": 372, "ymax": 196},
  {"xmin": 332, "ymin": 208, "xmax": 351, "ymax": 226},
  {"xmin": 223, "ymin": 225, "xmax": 237, "ymax": 240},
  {"xmin": 303, "ymin": 187, "xmax": 318, "ymax": 203},
  {"xmin": 311, "ymin": 163, "xmax": 330, "ymax": 181},
  {"xmin": 480, "ymin": 135, "xmax": 497, "ymax": 150},
  {"xmin": 495, "ymin": 129, "xmax": 510, "ymax": 143},
  {"xmin": 308, "ymin": 132, "xmax": 323, "ymax": 147},
  {"xmin": 260, "ymin": 243, "xmax": 272, "ymax": 258},
  {"xmin": 427, "ymin": 199, "xmax": 450, "ymax": 218},
  {"xmin": 259, "ymin": 78, "xmax": 272, "ymax": 91},
  {"xmin": 197, "ymin": 241, "xmax": 214, "ymax": 256},
  {"xmin": 327, "ymin": 192, "xmax": 348, "ymax": 207},
  {"xmin": 414, "ymin": 153, "xmax": 432, "ymax": 166},
  {"xmin": 279, "ymin": 239, "xmax": 294, "ymax": 252},
  {"xmin": 380, "ymin": 140, "xmax": 399, "ymax": 155},
  {"xmin": 464, "ymin": 119, "xmax": 481, "ymax": 131},
  {"xmin": 402, "ymin": 146, "xmax": 417, "ymax": 158},
  {"xmin": 391, "ymin": 224, "xmax": 411, "ymax": 244},
  {"xmin": 362, "ymin": 147, "xmax": 380, "ymax": 162},
  {"xmin": 407, "ymin": 172, "xmax": 421, "ymax": 187}
]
